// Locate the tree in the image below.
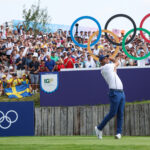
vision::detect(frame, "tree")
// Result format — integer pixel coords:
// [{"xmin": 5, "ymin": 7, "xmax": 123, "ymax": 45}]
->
[{"xmin": 22, "ymin": 0, "xmax": 51, "ymax": 35}]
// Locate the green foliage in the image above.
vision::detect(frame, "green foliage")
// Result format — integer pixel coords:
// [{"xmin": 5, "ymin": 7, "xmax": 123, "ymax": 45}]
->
[{"xmin": 22, "ymin": 0, "xmax": 51, "ymax": 35}]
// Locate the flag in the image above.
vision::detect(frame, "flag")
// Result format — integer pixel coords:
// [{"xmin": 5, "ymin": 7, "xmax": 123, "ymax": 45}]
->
[{"xmin": 5, "ymin": 84, "xmax": 32, "ymax": 98}]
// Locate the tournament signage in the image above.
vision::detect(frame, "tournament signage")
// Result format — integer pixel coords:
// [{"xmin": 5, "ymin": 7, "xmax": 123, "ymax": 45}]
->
[
  {"xmin": 40, "ymin": 72, "xmax": 59, "ymax": 93},
  {"xmin": 0, "ymin": 101, "xmax": 34, "ymax": 136},
  {"xmin": 40, "ymin": 68, "xmax": 150, "ymax": 106}
]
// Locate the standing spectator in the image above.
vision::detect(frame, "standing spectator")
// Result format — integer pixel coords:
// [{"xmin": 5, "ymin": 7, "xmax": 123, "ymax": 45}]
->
[
  {"xmin": 45, "ymin": 55, "xmax": 55, "ymax": 72},
  {"xmin": 80, "ymin": 31, "xmax": 84, "ymax": 39},
  {"xmin": 74, "ymin": 57, "xmax": 81, "ymax": 68},
  {"xmin": 64, "ymin": 52, "xmax": 75, "ymax": 68},
  {"xmin": 80, "ymin": 56, "xmax": 86, "ymax": 68},
  {"xmin": 83, "ymin": 31, "xmax": 88, "ymax": 40},
  {"xmin": 0, "ymin": 25, "xmax": 6, "ymax": 39},
  {"xmin": 63, "ymin": 51, "xmax": 68, "ymax": 59},
  {"xmin": 120, "ymin": 53, "xmax": 126, "ymax": 67},
  {"xmin": 25, "ymin": 53, "xmax": 32, "ymax": 75},
  {"xmin": 10, "ymin": 48, "xmax": 20, "ymax": 66},
  {"xmin": 5, "ymin": 36, "xmax": 14, "ymax": 60},
  {"xmin": 29, "ymin": 55, "xmax": 40, "ymax": 94},
  {"xmin": 15, "ymin": 51, "xmax": 26, "ymax": 78},
  {"xmin": 0, "ymin": 66, "xmax": 4, "ymax": 79},
  {"xmin": 5, "ymin": 70, "xmax": 12, "ymax": 80},
  {"xmin": 17, "ymin": 24, "xmax": 24, "ymax": 35},
  {"xmin": 124, "ymin": 56, "xmax": 134, "ymax": 66},
  {"xmin": 43, "ymin": 46, "xmax": 50, "ymax": 57},
  {"xmin": 85, "ymin": 55, "xmax": 96, "ymax": 68},
  {"xmin": 51, "ymin": 51, "xmax": 59, "ymax": 62},
  {"xmin": 55, "ymin": 59, "xmax": 65, "ymax": 71},
  {"xmin": 39, "ymin": 60, "xmax": 47, "ymax": 72},
  {"xmin": 0, "ymin": 40, "xmax": 6, "ymax": 56},
  {"xmin": 146, "ymin": 46, "xmax": 150, "ymax": 65},
  {"xmin": 137, "ymin": 50, "xmax": 146, "ymax": 67},
  {"xmin": 93, "ymin": 44, "xmax": 100, "ymax": 56},
  {"xmin": 136, "ymin": 43, "xmax": 147, "ymax": 67}
]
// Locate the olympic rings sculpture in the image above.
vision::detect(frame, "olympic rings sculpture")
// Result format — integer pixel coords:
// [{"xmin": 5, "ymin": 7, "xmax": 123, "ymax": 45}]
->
[
  {"xmin": 87, "ymin": 30, "xmax": 120, "ymax": 61},
  {"xmin": 0, "ymin": 110, "xmax": 18, "ymax": 129},
  {"xmin": 70, "ymin": 13, "xmax": 150, "ymax": 60}
]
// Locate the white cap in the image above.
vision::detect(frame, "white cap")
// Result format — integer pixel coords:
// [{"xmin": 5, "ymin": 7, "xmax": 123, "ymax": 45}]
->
[
  {"xmin": 140, "ymin": 50, "xmax": 145, "ymax": 53},
  {"xmin": 36, "ymin": 41, "xmax": 41, "ymax": 45},
  {"xmin": 9, "ymin": 66, "xmax": 13, "ymax": 70},
  {"xmin": 7, "ymin": 35, "xmax": 12, "ymax": 38},
  {"xmin": 37, "ymin": 35, "xmax": 42, "ymax": 38},
  {"xmin": 33, "ymin": 53, "xmax": 38, "ymax": 57},
  {"xmin": 111, "ymin": 50, "xmax": 115, "ymax": 53},
  {"xmin": 20, "ymin": 46, "xmax": 25, "ymax": 48},
  {"xmin": 128, "ymin": 43, "xmax": 132, "ymax": 48}
]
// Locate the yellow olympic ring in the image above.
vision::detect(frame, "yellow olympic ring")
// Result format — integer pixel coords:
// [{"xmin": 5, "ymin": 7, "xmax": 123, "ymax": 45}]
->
[{"xmin": 87, "ymin": 30, "xmax": 120, "ymax": 61}]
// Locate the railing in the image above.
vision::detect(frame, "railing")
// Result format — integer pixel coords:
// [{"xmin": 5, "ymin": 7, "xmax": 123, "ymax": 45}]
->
[
  {"xmin": 34, "ymin": 103, "xmax": 150, "ymax": 136},
  {"xmin": 61, "ymin": 66, "xmax": 150, "ymax": 71}
]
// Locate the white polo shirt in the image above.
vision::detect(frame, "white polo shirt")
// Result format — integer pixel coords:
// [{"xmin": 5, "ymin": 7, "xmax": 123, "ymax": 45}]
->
[
  {"xmin": 85, "ymin": 59, "xmax": 96, "ymax": 68},
  {"xmin": 137, "ymin": 59, "xmax": 146, "ymax": 67},
  {"xmin": 101, "ymin": 63, "xmax": 123, "ymax": 90}
]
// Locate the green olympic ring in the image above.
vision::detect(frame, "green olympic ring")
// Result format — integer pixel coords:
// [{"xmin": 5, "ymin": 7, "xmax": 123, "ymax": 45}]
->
[{"xmin": 122, "ymin": 28, "xmax": 150, "ymax": 60}]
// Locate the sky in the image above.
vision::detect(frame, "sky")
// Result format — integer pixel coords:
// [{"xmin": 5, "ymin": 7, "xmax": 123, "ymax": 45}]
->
[{"xmin": 0, "ymin": 0, "xmax": 149, "ymax": 31}]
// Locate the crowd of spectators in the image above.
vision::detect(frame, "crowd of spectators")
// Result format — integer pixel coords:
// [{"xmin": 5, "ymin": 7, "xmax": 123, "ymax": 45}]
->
[{"xmin": 0, "ymin": 23, "xmax": 150, "ymax": 95}]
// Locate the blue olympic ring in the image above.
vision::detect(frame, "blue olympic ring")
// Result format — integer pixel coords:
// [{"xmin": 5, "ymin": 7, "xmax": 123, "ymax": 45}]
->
[{"xmin": 70, "ymin": 16, "xmax": 102, "ymax": 48}]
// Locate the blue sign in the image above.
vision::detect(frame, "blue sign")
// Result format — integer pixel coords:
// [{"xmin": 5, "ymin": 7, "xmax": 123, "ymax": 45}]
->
[
  {"xmin": 40, "ymin": 67, "xmax": 150, "ymax": 106},
  {"xmin": 0, "ymin": 101, "xmax": 34, "ymax": 136}
]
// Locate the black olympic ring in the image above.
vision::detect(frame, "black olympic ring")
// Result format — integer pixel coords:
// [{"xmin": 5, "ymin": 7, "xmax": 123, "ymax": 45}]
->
[{"xmin": 104, "ymin": 14, "xmax": 137, "ymax": 46}]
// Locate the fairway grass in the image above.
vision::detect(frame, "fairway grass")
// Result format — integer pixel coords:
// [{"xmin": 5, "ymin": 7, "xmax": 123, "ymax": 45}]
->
[
  {"xmin": 0, "ymin": 92, "xmax": 150, "ymax": 107},
  {"xmin": 0, "ymin": 136, "xmax": 150, "ymax": 150}
]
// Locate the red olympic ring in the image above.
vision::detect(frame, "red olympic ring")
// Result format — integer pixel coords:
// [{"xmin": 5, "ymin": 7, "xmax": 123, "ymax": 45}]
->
[{"xmin": 140, "ymin": 13, "xmax": 150, "ymax": 43}]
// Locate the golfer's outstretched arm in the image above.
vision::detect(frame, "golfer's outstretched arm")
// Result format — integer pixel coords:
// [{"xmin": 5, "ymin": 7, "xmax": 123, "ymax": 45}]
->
[{"xmin": 109, "ymin": 57, "xmax": 119, "ymax": 71}]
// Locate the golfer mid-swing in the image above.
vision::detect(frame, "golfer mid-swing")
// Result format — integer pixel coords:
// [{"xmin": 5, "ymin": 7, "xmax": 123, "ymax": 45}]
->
[{"xmin": 95, "ymin": 55, "xmax": 125, "ymax": 139}]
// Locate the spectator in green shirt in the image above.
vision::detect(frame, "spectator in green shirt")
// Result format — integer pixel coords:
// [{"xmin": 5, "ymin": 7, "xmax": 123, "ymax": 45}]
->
[{"xmin": 51, "ymin": 51, "xmax": 59, "ymax": 62}]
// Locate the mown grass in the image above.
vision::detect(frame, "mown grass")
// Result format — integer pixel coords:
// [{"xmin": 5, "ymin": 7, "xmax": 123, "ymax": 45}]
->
[
  {"xmin": 0, "ymin": 92, "xmax": 150, "ymax": 107},
  {"xmin": 0, "ymin": 136, "xmax": 150, "ymax": 150},
  {"xmin": 0, "ymin": 93, "xmax": 40, "ymax": 106}
]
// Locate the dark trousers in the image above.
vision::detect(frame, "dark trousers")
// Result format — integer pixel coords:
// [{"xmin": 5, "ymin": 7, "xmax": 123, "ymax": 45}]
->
[{"xmin": 97, "ymin": 89, "xmax": 125, "ymax": 134}]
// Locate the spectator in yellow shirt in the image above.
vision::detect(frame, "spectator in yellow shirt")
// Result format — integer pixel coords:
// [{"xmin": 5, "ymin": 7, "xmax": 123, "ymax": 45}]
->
[
  {"xmin": 41, "ymin": 41, "xmax": 48, "ymax": 49},
  {"xmin": 0, "ymin": 75, "xmax": 9, "ymax": 95},
  {"xmin": 20, "ymin": 74, "xmax": 29, "ymax": 85},
  {"xmin": 21, "ymin": 74, "xmax": 32, "ymax": 92},
  {"xmin": 8, "ymin": 73, "xmax": 21, "ymax": 88}
]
